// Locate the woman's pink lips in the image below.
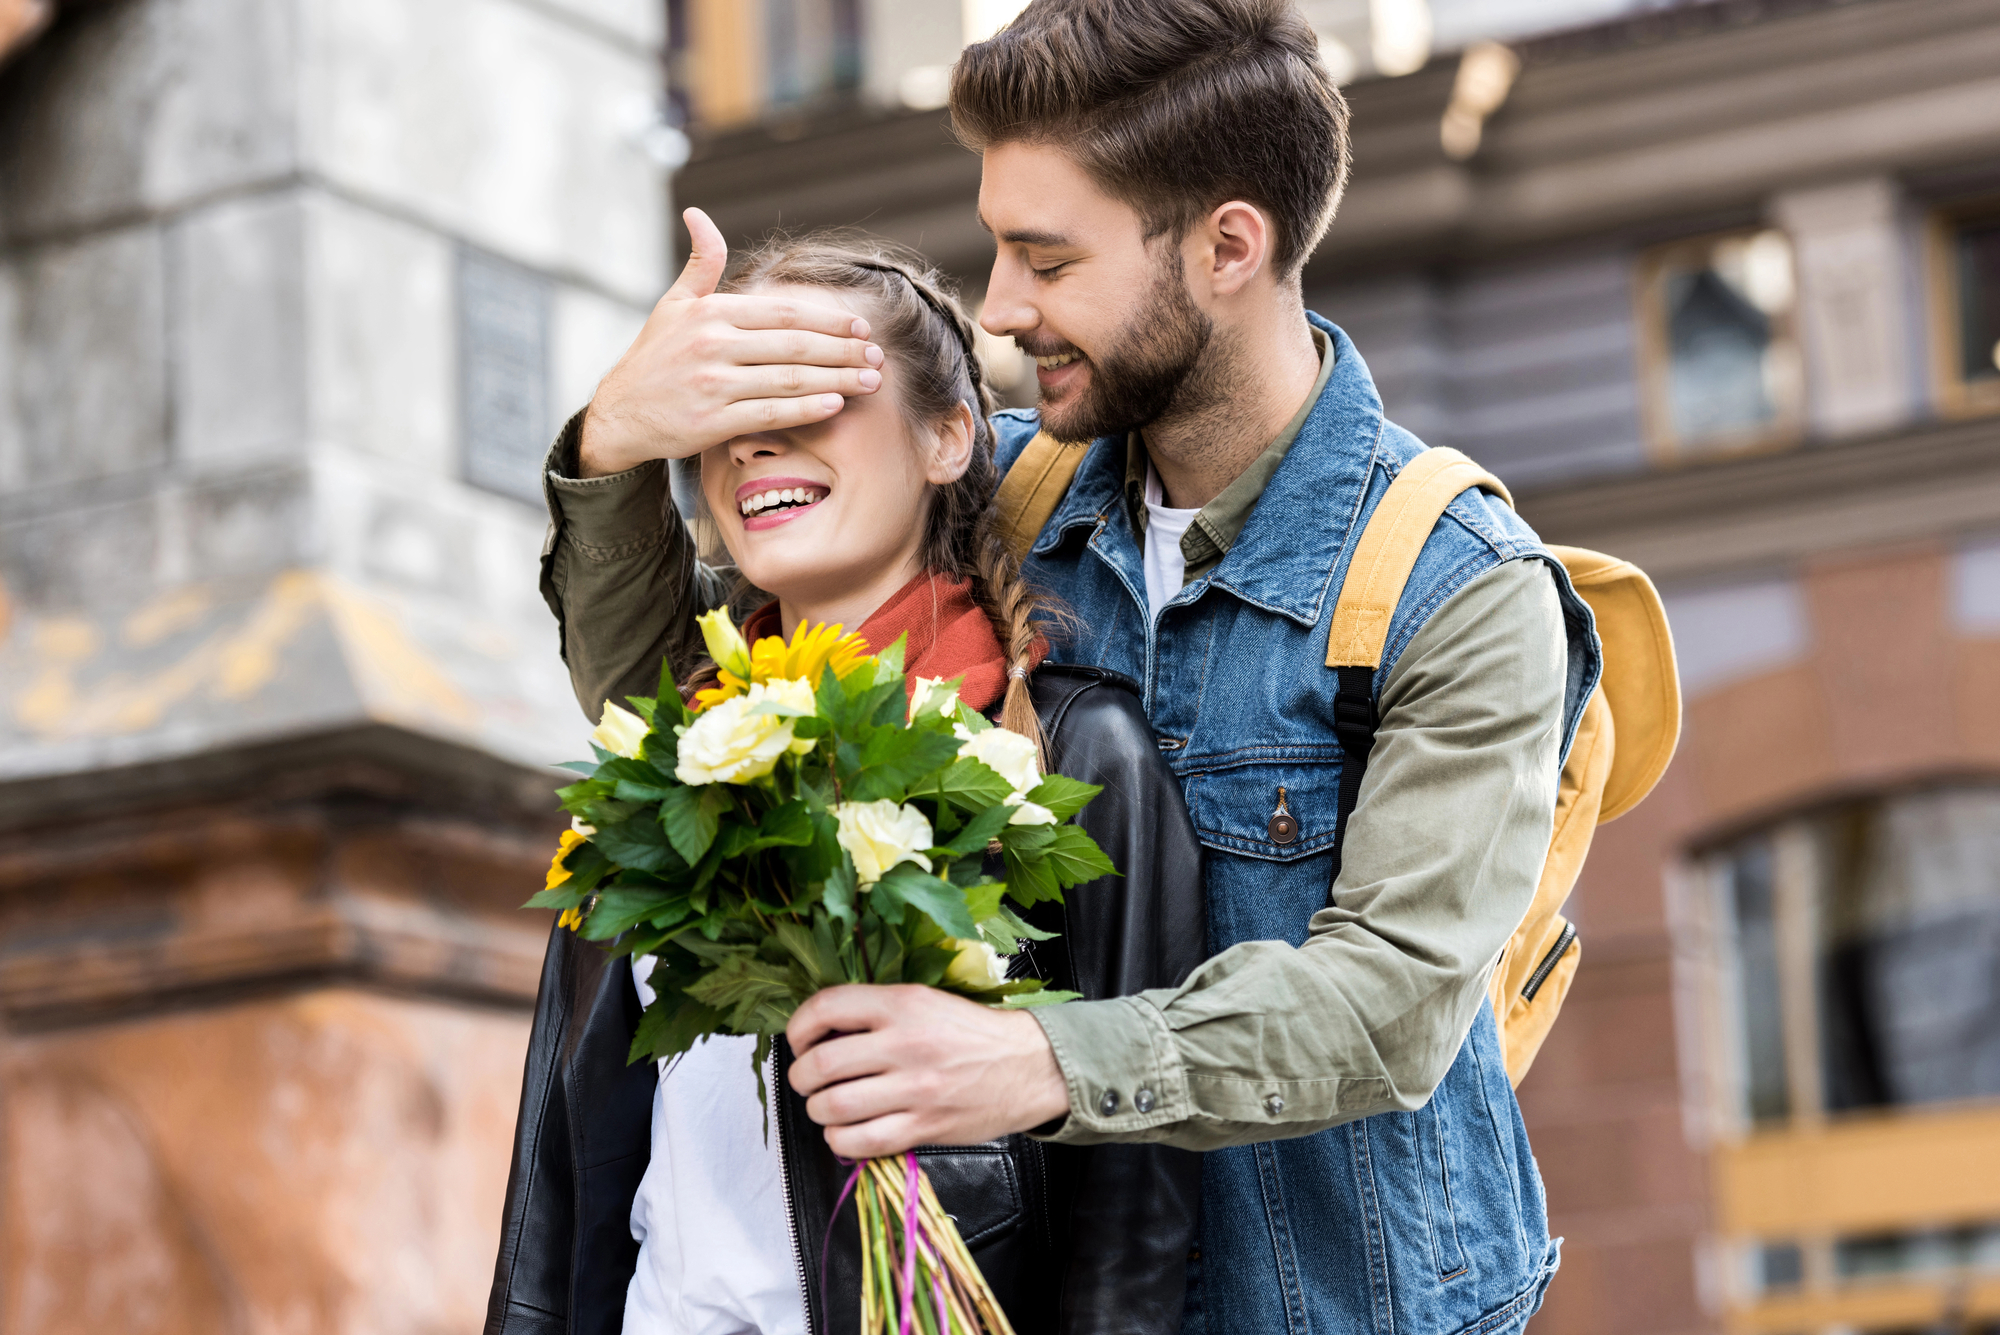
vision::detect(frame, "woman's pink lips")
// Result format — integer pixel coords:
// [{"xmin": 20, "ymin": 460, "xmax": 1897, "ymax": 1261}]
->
[{"xmin": 735, "ymin": 475, "xmax": 831, "ymax": 532}]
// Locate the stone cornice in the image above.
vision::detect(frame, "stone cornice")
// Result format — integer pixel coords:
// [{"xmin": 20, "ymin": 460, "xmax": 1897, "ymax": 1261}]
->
[{"xmin": 1515, "ymin": 413, "xmax": 2000, "ymax": 583}]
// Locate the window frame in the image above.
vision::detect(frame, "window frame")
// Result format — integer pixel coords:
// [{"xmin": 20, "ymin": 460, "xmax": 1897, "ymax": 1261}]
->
[
  {"xmin": 1633, "ymin": 227, "xmax": 1808, "ymax": 466},
  {"xmin": 1924, "ymin": 197, "xmax": 2000, "ymax": 420}
]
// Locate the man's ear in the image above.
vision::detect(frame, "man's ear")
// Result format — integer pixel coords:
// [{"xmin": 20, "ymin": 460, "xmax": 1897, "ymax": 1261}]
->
[
  {"xmin": 1195, "ymin": 200, "xmax": 1275, "ymax": 299},
  {"xmin": 926, "ymin": 401, "xmax": 977, "ymax": 484}
]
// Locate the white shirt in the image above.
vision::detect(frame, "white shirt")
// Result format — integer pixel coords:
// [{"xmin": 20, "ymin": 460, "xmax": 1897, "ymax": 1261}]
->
[
  {"xmin": 623, "ymin": 957, "xmax": 807, "ymax": 1335},
  {"xmin": 1142, "ymin": 460, "xmax": 1202, "ymax": 617}
]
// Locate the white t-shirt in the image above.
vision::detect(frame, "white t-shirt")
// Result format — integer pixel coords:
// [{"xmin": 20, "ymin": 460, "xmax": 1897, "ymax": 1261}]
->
[
  {"xmin": 623, "ymin": 957, "xmax": 807, "ymax": 1335},
  {"xmin": 1142, "ymin": 460, "xmax": 1202, "ymax": 617}
]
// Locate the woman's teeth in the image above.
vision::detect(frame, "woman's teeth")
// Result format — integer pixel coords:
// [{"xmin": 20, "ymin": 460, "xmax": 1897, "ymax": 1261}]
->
[
  {"xmin": 739, "ymin": 486, "xmax": 828, "ymax": 517},
  {"xmin": 1035, "ymin": 353, "xmax": 1079, "ymax": 369}
]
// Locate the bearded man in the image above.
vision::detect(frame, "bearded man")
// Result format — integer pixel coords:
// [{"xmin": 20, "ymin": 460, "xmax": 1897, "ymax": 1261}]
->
[{"xmin": 525, "ymin": 2, "xmax": 1598, "ymax": 1332}]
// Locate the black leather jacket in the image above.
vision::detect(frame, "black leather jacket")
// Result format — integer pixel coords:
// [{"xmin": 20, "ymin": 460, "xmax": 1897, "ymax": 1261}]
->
[{"xmin": 485, "ymin": 664, "xmax": 1206, "ymax": 1335}]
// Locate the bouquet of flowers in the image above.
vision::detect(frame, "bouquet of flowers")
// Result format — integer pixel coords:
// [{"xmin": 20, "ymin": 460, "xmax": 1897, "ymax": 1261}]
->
[{"xmin": 527, "ymin": 609, "xmax": 1115, "ymax": 1335}]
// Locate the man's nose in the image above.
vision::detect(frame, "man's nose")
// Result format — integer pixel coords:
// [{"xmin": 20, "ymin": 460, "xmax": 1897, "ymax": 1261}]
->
[{"xmin": 980, "ymin": 257, "xmax": 1036, "ymax": 339}]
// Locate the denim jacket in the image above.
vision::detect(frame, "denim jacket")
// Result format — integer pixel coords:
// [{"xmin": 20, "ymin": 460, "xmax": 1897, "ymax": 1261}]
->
[{"xmin": 994, "ymin": 314, "xmax": 1601, "ymax": 1335}]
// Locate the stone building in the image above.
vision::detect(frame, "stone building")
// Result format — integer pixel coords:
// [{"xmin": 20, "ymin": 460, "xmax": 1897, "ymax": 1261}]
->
[
  {"xmin": 4, "ymin": 0, "xmax": 2000, "ymax": 1333},
  {"xmin": 0, "ymin": 0, "xmax": 671, "ymax": 1328},
  {"xmin": 662, "ymin": 2, "xmax": 2000, "ymax": 1334}
]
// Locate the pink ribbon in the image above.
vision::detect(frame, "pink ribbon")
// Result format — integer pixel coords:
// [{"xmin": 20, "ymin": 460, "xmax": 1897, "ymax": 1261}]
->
[{"xmin": 897, "ymin": 1152, "xmax": 921, "ymax": 1335}]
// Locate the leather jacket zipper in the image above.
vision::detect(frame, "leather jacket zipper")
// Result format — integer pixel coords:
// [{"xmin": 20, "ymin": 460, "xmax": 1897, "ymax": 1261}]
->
[{"xmin": 772, "ymin": 1047, "xmax": 818, "ymax": 1333}]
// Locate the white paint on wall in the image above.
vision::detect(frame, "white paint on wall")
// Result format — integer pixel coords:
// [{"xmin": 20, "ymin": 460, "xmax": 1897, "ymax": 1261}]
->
[{"xmin": 1661, "ymin": 575, "xmax": 1811, "ymax": 697}]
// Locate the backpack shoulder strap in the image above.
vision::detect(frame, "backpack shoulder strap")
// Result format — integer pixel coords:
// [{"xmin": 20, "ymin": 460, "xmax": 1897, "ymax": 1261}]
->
[
  {"xmin": 993, "ymin": 431, "xmax": 1089, "ymax": 562},
  {"xmin": 1326, "ymin": 447, "xmax": 1512, "ymax": 890}
]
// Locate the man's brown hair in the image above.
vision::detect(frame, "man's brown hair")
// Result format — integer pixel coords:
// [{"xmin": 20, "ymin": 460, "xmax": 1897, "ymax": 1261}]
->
[{"xmin": 951, "ymin": 0, "xmax": 1350, "ymax": 278}]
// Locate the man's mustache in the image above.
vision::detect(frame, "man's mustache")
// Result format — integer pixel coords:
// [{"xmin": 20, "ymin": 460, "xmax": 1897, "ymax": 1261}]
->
[{"xmin": 1014, "ymin": 337, "xmax": 1083, "ymax": 360}]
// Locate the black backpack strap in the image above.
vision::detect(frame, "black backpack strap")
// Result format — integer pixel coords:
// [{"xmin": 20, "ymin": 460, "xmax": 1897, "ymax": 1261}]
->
[{"xmin": 1327, "ymin": 664, "xmax": 1377, "ymax": 902}]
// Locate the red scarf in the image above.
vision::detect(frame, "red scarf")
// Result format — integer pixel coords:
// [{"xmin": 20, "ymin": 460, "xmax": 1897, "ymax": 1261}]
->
[{"xmin": 739, "ymin": 572, "xmax": 1045, "ymax": 713}]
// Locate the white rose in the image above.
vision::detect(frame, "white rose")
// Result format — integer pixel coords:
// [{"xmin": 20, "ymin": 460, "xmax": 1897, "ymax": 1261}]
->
[
  {"xmin": 956, "ymin": 725, "xmax": 1042, "ymax": 797},
  {"xmin": 591, "ymin": 701, "xmax": 649, "ymax": 759},
  {"xmin": 908, "ymin": 676, "xmax": 963, "ymax": 723},
  {"xmin": 833, "ymin": 799, "xmax": 935, "ymax": 885},
  {"xmin": 943, "ymin": 937, "xmax": 1010, "ymax": 990},
  {"xmin": 675, "ymin": 687, "xmax": 805, "ymax": 785}
]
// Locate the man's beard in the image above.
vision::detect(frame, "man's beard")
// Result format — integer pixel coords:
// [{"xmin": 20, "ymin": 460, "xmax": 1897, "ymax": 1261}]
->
[{"xmin": 1033, "ymin": 252, "xmax": 1225, "ymax": 446}]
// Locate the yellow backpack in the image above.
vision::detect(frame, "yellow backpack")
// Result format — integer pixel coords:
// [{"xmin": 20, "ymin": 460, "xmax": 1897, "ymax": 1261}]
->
[{"xmin": 995, "ymin": 434, "xmax": 1682, "ymax": 1086}]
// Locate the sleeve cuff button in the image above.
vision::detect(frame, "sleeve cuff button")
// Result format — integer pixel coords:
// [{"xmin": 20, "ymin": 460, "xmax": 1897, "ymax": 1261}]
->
[
  {"xmin": 1264, "ymin": 1094, "xmax": 1285, "ymax": 1116},
  {"xmin": 1134, "ymin": 1088, "xmax": 1156, "ymax": 1113},
  {"xmin": 1098, "ymin": 1090, "xmax": 1121, "ymax": 1116}
]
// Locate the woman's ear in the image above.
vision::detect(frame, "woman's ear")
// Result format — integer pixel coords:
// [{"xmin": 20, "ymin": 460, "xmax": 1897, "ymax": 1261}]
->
[{"xmin": 925, "ymin": 401, "xmax": 977, "ymax": 484}]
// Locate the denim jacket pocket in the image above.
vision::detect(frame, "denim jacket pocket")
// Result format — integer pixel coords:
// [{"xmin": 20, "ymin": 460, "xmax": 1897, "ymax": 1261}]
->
[{"xmin": 1178, "ymin": 751, "xmax": 1346, "ymax": 862}]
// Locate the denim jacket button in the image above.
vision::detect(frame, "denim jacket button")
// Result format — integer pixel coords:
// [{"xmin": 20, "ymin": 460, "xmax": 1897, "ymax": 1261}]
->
[
  {"xmin": 1134, "ymin": 1088, "xmax": 1156, "ymax": 1113},
  {"xmin": 1098, "ymin": 1089, "xmax": 1121, "ymax": 1116},
  {"xmin": 1264, "ymin": 1094, "xmax": 1285, "ymax": 1117}
]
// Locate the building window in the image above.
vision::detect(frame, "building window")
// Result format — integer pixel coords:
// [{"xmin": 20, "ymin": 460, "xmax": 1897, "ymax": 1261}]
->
[
  {"xmin": 1636, "ymin": 228, "xmax": 1805, "ymax": 461},
  {"xmin": 1697, "ymin": 784, "xmax": 2000, "ymax": 1130},
  {"xmin": 668, "ymin": 0, "xmax": 862, "ymax": 131},
  {"xmin": 1931, "ymin": 205, "xmax": 2000, "ymax": 417}
]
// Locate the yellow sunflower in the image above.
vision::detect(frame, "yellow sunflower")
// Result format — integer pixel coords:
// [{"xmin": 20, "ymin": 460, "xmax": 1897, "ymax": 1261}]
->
[
  {"xmin": 750, "ymin": 619, "xmax": 872, "ymax": 688},
  {"xmin": 546, "ymin": 829, "xmax": 590, "ymax": 931}
]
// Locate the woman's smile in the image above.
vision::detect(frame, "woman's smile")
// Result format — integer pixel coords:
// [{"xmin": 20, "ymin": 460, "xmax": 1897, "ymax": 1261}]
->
[{"xmin": 735, "ymin": 474, "xmax": 832, "ymax": 531}]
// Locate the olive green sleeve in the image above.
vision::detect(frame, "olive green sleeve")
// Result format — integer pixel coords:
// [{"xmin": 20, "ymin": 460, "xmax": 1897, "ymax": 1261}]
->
[
  {"xmin": 1030, "ymin": 557, "xmax": 1566, "ymax": 1151},
  {"xmin": 538, "ymin": 412, "xmax": 738, "ymax": 721}
]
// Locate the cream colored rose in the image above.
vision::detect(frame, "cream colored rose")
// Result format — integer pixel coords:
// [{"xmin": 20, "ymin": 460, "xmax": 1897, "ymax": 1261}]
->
[
  {"xmin": 833, "ymin": 799, "xmax": 935, "ymax": 885},
  {"xmin": 675, "ymin": 685, "xmax": 807, "ymax": 785},
  {"xmin": 591, "ymin": 701, "xmax": 649, "ymax": 759},
  {"xmin": 956, "ymin": 725, "xmax": 1041, "ymax": 796},
  {"xmin": 1002, "ymin": 793, "xmax": 1057, "ymax": 826},
  {"xmin": 908, "ymin": 676, "xmax": 963, "ymax": 723},
  {"xmin": 746, "ymin": 676, "xmax": 820, "ymax": 755},
  {"xmin": 943, "ymin": 937, "xmax": 1010, "ymax": 990}
]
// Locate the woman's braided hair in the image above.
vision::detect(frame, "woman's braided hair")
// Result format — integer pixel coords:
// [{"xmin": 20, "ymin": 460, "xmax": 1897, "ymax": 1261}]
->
[{"xmin": 718, "ymin": 232, "xmax": 1057, "ymax": 758}]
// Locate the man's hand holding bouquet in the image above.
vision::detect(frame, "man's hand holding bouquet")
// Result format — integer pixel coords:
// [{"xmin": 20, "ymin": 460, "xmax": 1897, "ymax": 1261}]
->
[{"xmin": 528, "ymin": 609, "xmax": 1113, "ymax": 1335}]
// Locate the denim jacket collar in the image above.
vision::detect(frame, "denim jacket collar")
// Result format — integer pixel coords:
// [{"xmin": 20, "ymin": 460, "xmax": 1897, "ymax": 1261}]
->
[{"xmin": 1034, "ymin": 312, "xmax": 1384, "ymax": 630}]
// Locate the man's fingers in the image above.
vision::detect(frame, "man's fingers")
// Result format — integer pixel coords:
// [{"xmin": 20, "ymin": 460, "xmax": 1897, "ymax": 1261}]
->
[
  {"xmin": 728, "ymin": 326, "xmax": 885, "ymax": 371},
  {"xmin": 823, "ymin": 1113, "xmax": 925, "ymax": 1161},
  {"xmin": 708, "ymin": 394, "xmax": 852, "ymax": 439},
  {"xmin": 665, "ymin": 207, "xmax": 728, "ymax": 301},
  {"xmin": 787, "ymin": 983, "xmax": 901, "ymax": 1056},
  {"xmin": 714, "ymin": 292, "xmax": 874, "ymax": 342}
]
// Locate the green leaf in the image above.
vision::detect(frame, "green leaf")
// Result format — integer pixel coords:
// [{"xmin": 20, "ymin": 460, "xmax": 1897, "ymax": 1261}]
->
[
  {"xmin": 1000, "ymin": 822, "xmax": 1058, "ymax": 856},
  {"xmin": 743, "ymin": 800, "xmax": 814, "ymax": 851},
  {"xmin": 872, "ymin": 866, "xmax": 978, "ymax": 939},
  {"xmin": 522, "ymin": 884, "xmax": 588, "ymax": 911},
  {"xmin": 844, "ymin": 728, "xmax": 962, "ymax": 803},
  {"xmin": 823, "ymin": 855, "xmax": 858, "ymax": 930},
  {"xmin": 939, "ymin": 802, "xmax": 1013, "ymax": 857},
  {"xmin": 592, "ymin": 814, "xmax": 679, "ymax": 873},
  {"xmin": 579, "ymin": 886, "xmax": 688, "ymax": 940},
  {"xmin": 629, "ymin": 994, "xmax": 728, "ymax": 1065},
  {"xmin": 660, "ymin": 784, "xmax": 724, "ymax": 864},
  {"xmin": 1001, "ymin": 988, "xmax": 1084, "ymax": 1009},
  {"xmin": 874, "ymin": 634, "xmax": 907, "ymax": 675},
  {"xmin": 963, "ymin": 879, "xmax": 1005, "ymax": 923},
  {"xmin": 1045, "ymin": 824, "xmax": 1119, "ymax": 888},
  {"xmin": 1024, "ymin": 774, "xmax": 1101, "ymax": 821},
  {"xmin": 624, "ymin": 695, "xmax": 658, "ymax": 722},
  {"xmin": 656, "ymin": 659, "xmax": 693, "ymax": 724},
  {"xmin": 1003, "ymin": 844, "xmax": 1061, "ymax": 905},
  {"xmin": 995, "ymin": 902, "xmax": 1057, "ymax": 942},
  {"xmin": 556, "ymin": 760, "xmax": 600, "ymax": 776},
  {"xmin": 919, "ymin": 757, "xmax": 1015, "ymax": 812}
]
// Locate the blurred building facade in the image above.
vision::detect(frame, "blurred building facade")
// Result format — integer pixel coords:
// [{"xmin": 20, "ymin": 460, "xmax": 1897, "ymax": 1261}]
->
[
  {"xmin": 4, "ymin": 0, "xmax": 2000, "ymax": 1333},
  {"xmin": 664, "ymin": 2, "xmax": 2000, "ymax": 1335},
  {"xmin": 0, "ymin": 0, "xmax": 669, "ymax": 1328}
]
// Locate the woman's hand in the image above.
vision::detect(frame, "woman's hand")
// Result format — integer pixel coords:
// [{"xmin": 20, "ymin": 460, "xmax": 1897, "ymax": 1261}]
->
[
  {"xmin": 786, "ymin": 984, "xmax": 1072, "ymax": 1157},
  {"xmin": 578, "ymin": 208, "xmax": 887, "ymax": 477}
]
